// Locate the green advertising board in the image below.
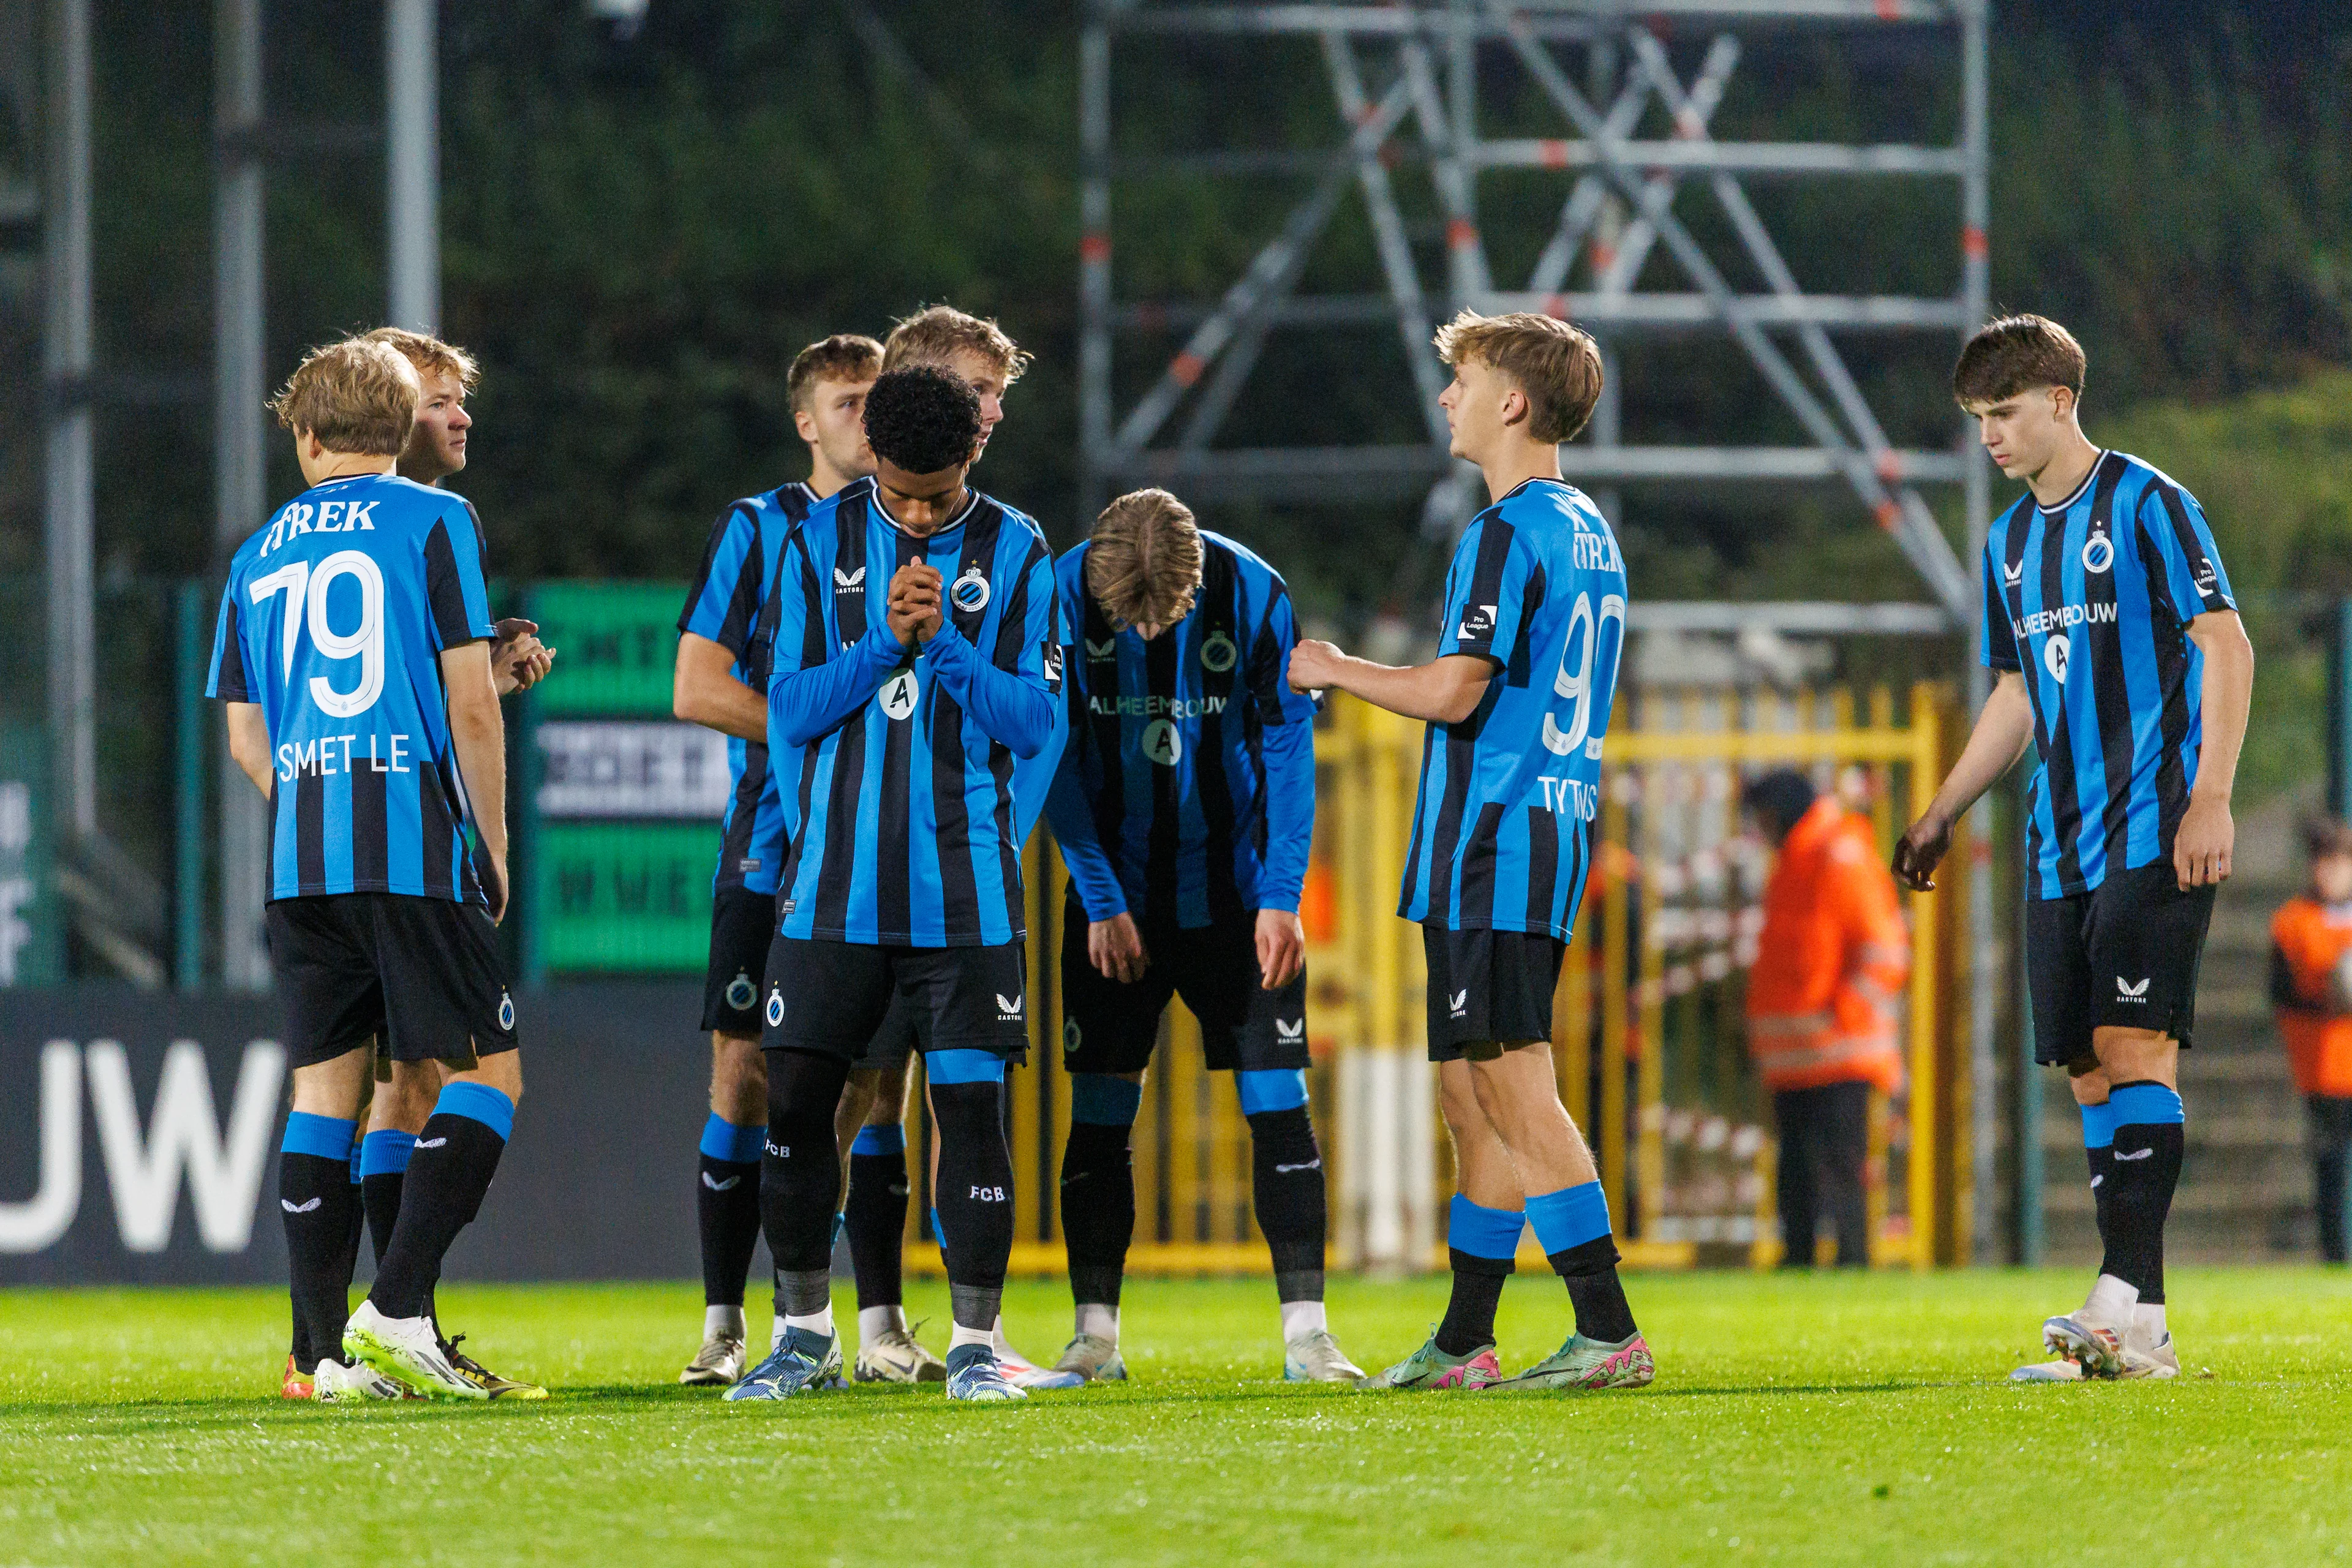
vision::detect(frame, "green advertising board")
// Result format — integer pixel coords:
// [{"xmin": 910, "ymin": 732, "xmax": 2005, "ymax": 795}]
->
[
  {"xmin": 531, "ymin": 820, "xmax": 715, "ymax": 972},
  {"xmin": 522, "ymin": 581, "xmax": 715, "ymax": 978},
  {"xmin": 0, "ymin": 723, "xmax": 62, "ymax": 987},
  {"xmin": 526, "ymin": 581, "xmax": 690, "ymax": 717}
]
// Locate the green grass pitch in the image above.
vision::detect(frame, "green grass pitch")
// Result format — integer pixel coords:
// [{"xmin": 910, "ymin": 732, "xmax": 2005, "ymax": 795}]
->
[{"xmin": 4, "ymin": 1268, "xmax": 2350, "ymax": 1566}]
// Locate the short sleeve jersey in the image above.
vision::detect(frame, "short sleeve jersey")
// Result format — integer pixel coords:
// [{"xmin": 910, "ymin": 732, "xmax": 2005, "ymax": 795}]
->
[
  {"xmin": 766, "ymin": 479, "xmax": 1062, "ymax": 948},
  {"xmin": 1400, "ymin": 478, "xmax": 1628, "ymax": 942},
  {"xmin": 1980, "ymin": 450, "xmax": 2236, "ymax": 899},
  {"xmin": 208, "ymin": 473, "xmax": 497, "ymax": 903},
  {"xmin": 676, "ymin": 480, "xmax": 817, "ymax": 896},
  {"xmin": 1048, "ymin": 532, "xmax": 1317, "ymax": 928}
]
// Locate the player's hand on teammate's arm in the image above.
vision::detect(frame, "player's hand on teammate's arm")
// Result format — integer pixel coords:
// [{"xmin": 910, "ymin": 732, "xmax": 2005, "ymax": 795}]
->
[
  {"xmin": 1089, "ymin": 911, "xmax": 1149, "ymax": 985},
  {"xmin": 1891, "ymin": 810, "xmax": 1952, "ymax": 892},
  {"xmin": 1255, "ymin": 908, "xmax": 1305, "ymax": 992},
  {"xmin": 886, "ymin": 563, "xmax": 944, "ymax": 647},
  {"xmin": 1286, "ymin": 638, "xmax": 1344, "ymax": 694},
  {"xmin": 491, "ymin": 617, "xmax": 554, "ymax": 696},
  {"xmin": 2174, "ymin": 794, "xmax": 2234, "ymax": 889}
]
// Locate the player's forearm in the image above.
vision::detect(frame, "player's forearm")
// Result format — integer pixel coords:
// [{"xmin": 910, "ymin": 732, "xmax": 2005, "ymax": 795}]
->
[
  {"xmin": 1922, "ymin": 676, "xmax": 2034, "ymax": 827},
  {"xmin": 673, "ymin": 666, "xmax": 768, "ymax": 744},
  {"xmin": 448, "ymin": 699, "xmax": 509, "ymax": 861},
  {"xmin": 922, "ymin": 624, "xmax": 1054, "ymax": 758},
  {"xmin": 1257, "ymin": 720, "xmax": 1315, "ymax": 912},
  {"xmin": 771, "ymin": 627, "xmax": 902, "ymax": 748},
  {"xmin": 1314, "ymin": 652, "xmax": 1488, "ymax": 725},
  {"xmin": 225, "ymin": 706, "xmax": 273, "ymax": 797},
  {"xmin": 2187, "ymin": 613, "xmax": 2255, "ymax": 804},
  {"xmin": 1046, "ymin": 767, "xmax": 1126, "ymax": 918}
]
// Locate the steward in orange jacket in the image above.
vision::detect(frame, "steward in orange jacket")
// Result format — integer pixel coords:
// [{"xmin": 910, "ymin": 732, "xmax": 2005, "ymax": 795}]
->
[
  {"xmin": 1746, "ymin": 787, "xmax": 1911, "ymax": 1096},
  {"xmin": 2271, "ymin": 815, "xmax": 2352, "ymax": 1262},
  {"xmin": 1741, "ymin": 771, "xmax": 1910, "ymax": 1268}
]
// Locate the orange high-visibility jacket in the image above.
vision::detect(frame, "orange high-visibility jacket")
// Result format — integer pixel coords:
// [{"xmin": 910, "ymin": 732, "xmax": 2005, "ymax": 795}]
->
[
  {"xmin": 2271, "ymin": 897, "xmax": 2352, "ymax": 1097},
  {"xmin": 1745, "ymin": 797, "xmax": 1910, "ymax": 1093}
]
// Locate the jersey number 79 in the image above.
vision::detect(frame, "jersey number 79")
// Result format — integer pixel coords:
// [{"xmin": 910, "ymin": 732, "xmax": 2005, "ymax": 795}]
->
[{"xmin": 247, "ymin": 551, "xmax": 388, "ymax": 718}]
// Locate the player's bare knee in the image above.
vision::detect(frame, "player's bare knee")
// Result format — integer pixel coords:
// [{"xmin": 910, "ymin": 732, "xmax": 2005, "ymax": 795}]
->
[
  {"xmin": 456, "ymin": 1045, "xmax": 524, "ymax": 1103},
  {"xmin": 289, "ymin": 1045, "xmax": 371, "ymax": 1118},
  {"xmin": 2090, "ymin": 1025, "xmax": 2177, "ymax": 1087}
]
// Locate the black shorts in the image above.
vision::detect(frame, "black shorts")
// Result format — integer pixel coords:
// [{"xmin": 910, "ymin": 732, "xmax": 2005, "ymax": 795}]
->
[
  {"xmin": 2026, "ymin": 860, "xmax": 2216, "ymax": 1066},
  {"xmin": 267, "ymin": 893, "xmax": 517, "ymax": 1072},
  {"xmin": 1423, "ymin": 924, "xmax": 1567, "ymax": 1063},
  {"xmin": 760, "ymin": 935, "xmax": 1028, "ymax": 1064},
  {"xmin": 856, "ymin": 993, "xmax": 922, "ymax": 1072},
  {"xmin": 1058, "ymin": 900, "xmax": 1310, "ymax": 1076},
  {"xmin": 700, "ymin": 886, "xmax": 776, "ymax": 1037}
]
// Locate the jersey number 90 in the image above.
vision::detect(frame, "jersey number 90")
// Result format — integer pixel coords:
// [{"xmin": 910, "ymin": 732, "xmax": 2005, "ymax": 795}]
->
[
  {"xmin": 248, "ymin": 551, "xmax": 387, "ymax": 718},
  {"xmin": 1541, "ymin": 589, "xmax": 1626, "ymax": 759}
]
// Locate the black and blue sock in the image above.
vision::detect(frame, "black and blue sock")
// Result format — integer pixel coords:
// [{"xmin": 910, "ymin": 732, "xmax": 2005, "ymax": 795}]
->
[
  {"xmin": 1060, "ymin": 1072, "xmax": 1142, "ymax": 1311},
  {"xmin": 1528, "ymin": 1180, "xmax": 1638, "ymax": 1344},
  {"xmin": 758, "ymin": 1049, "xmax": 850, "ymax": 1322},
  {"xmin": 280, "ymin": 1112, "xmax": 361, "ymax": 1373},
  {"xmin": 369, "ymin": 1082, "xmax": 513, "ymax": 1321},
  {"xmin": 844, "ymin": 1121, "xmax": 910, "ymax": 1314},
  {"xmin": 696, "ymin": 1112, "xmax": 765, "ymax": 1309},
  {"xmin": 2079, "ymin": 1098, "xmax": 2118, "ymax": 1278},
  {"xmin": 928, "ymin": 1050, "xmax": 1015, "ymax": 1332},
  {"xmin": 1239, "ymin": 1069, "xmax": 1327, "ymax": 1304},
  {"xmin": 359, "ymin": 1128, "xmax": 415, "ymax": 1267},
  {"xmin": 1438, "ymin": 1194, "xmax": 1524, "ymax": 1357},
  {"xmin": 2105, "ymin": 1082, "xmax": 2185, "ymax": 1296}
]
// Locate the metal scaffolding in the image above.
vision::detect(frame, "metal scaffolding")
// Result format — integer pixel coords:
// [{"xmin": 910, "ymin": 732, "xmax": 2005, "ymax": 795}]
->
[
  {"xmin": 1077, "ymin": 0, "xmax": 1989, "ymax": 620},
  {"xmin": 1079, "ymin": 0, "xmax": 2005, "ymax": 1256}
]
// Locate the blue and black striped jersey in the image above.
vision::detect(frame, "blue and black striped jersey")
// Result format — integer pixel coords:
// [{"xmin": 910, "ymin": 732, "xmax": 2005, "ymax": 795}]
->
[
  {"xmin": 1046, "ymin": 532, "xmax": 1316, "ymax": 928},
  {"xmin": 208, "ymin": 472, "xmax": 497, "ymax": 904},
  {"xmin": 1401, "ymin": 478, "xmax": 1627, "ymax": 941},
  {"xmin": 764, "ymin": 479, "xmax": 1062, "ymax": 948},
  {"xmin": 1981, "ymin": 450, "xmax": 2237, "ymax": 900},
  {"xmin": 677, "ymin": 480, "xmax": 817, "ymax": 897}
]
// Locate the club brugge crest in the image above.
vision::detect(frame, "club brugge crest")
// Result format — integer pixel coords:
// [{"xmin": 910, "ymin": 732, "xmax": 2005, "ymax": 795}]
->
[
  {"xmin": 1200, "ymin": 630, "xmax": 1238, "ymax": 673},
  {"xmin": 1064, "ymin": 1017, "xmax": 1082, "ymax": 1053},
  {"xmin": 2081, "ymin": 532, "xmax": 2114, "ymax": 575},
  {"xmin": 880, "ymin": 669, "xmax": 919, "ymax": 720},
  {"xmin": 767, "ymin": 987, "xmax": 786, "ymax": 1028},
  {"xmin": 725, "ymin": 971, "xmax": 756, "ymax": 1012},
  {"xmin": 498, "ymin": 990, "xmax": 515, "ymax": 1031},
  {"xmin": 951, "ymin": 565, "xmax": 991, "ymax": 613}
]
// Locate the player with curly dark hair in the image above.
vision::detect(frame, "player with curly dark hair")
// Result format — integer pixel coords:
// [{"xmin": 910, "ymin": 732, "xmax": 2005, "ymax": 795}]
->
[{"xmin": 861, "ymin": 366, "xmax": 984, "ymax": 481}]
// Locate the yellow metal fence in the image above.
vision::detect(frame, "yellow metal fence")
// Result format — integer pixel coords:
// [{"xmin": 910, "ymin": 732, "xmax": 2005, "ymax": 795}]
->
[{"xmin": 904, "ymin": 683, "xmax": 1974, "ymax": 1275}]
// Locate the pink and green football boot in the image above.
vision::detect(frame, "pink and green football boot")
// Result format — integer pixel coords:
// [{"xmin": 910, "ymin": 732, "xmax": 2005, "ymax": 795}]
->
[
  {"xmin": 1483, "ymin": 1332, "xmax": 1654, "ymax": 1393},
  {"xmin": 1354, "ymin": 1332, "xmax": 1503, "ymax": 1392}
]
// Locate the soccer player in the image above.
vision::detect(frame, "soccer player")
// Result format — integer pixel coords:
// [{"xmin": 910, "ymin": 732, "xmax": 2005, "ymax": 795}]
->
[
  {"xmin": 830, "ymin": 306, "xmax": 1066, "ymax": 1389},
  {"xmin": 1287, "ymin": 310, "xmax": 1654, "ymax": 1394},
  {"xmin": 671, "ymin": 333, "xmax": 882, "ymax": 1387},
  {"xmin": 1041, "ymin": 486, "xmax": 1359, "ymax": 1383},
  {"xmin": 211, "ymin": 335, "xmax": 527, "ymax": 1401},
  {"xmin": 270, "ymin": 326, "xmax": 552, "ymax": 1403},
  {"xmin": 1895, "ymin": 314, "xmax": 2253, "ymax": 1382},
  {"xmin": 723, "ymin": 365, "xmax": 1061, "ymax": 1403}
]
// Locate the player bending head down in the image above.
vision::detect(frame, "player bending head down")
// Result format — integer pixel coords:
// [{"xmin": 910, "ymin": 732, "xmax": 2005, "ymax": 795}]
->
[
  {"xmin": 215, "ymin": 336, "xmax": 530, "ymax": 1402},
  {"xmin": 1899, "ymin": 313, "xmax": 2253, "ymax": 1382},
  {"xmin": 671, "ymin": 331, "xmax": 883, "ymax": 1390},
  {"xmin": 725, "ymin": 363, "xmax": 1062, "ymax": 1404},
  {"xmin": 1038, "ymin": 486, "xmax": 1360, "ymax": 1383},
  {"xmin": 1286, "ymin": 309, "xmax": 1654, "ymax": 1394}
]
